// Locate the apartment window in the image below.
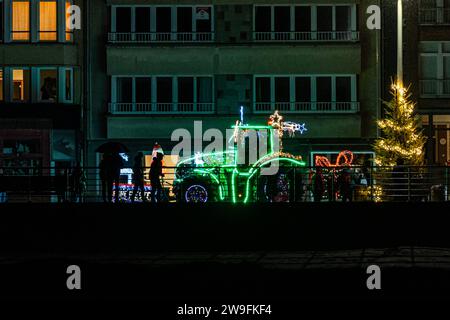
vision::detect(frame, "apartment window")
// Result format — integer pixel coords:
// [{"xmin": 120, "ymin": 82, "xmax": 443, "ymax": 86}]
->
[
  {"xmin": 255, "ymin": 6, "xmax": 271, "ymax": 32},
  {"xmin": 136, "ymin": 7, "xmax": 151, "ymax": 33},
  {"xmin": 420, "ymin": 42, "xmax": 450, "ymax": 96},
  {"xmin": 12, "ymin": 68, "xmax": 30, "ymax": 101},
  {"xmin": 254, "ymin": 75, "xmax": 357, "ymax": 113},
  {"xmin": 336, "ymin": 6, "xmax": 352, "ymax": 32},
  {"xmin": 254, "ymin": 5, "xmax": 356, "ymax": 41},
  {"xmin": 336, "ymin": 77, "xmax": 352, "ymax": 102},
  {"xmin": 39, "ymin": 68, "xmax": 57, "ymax": 101},
  {"xmin": 0, "ymin": 68, "xmax": 3, "ymax": 101},
  {"xmin": 111, "ymin": 76, "xmax": 214, "ymax": 113},
  {"xmin": 420, "ymin": 0, "xmax": 450, "ymax": 24},
  {"xmin": 295, "ymin": 77, "xmax": 311, "ymax": 102},
  {"xmin": 317, "ymin": 6, "xmax": 333, "ymax": 32},
  {"xmin": 116, "ymin": 77, "xmax": 133, "ymax": 103},
  {"xmin": 178, "ymin": 77, "xmax": 194, "ymax": 103},
  {"xmin": 116, "ymin": 7, "xmax": 132, "ymax": 33},
  {"xmin": 12, "ymin": 0, "xmax": 30, "ymax": 41},
  {"xmin": 255, "ymin": 77, "xmax": 271, "ymax": 102},
  {"xmin": 295, "ymin": 6, "xmax": 311, "ymax": 32},
  {"xmin": 316, "ymin": 77, "xmax": 332, "ymax": 102},
  {"xmin": 275, "ymin": 77, "xmax": 290, "ymax": 103},
  {"xmin": 110, "ymin": 6, "xmax": 214, "ymax": 42},
  {"xmin": 135, "ymin": 77, "xmax": 151, "ymax": 103},
  {"xmin": 39, "ymin": 0, "xmax": 57, "ymax": 41},
  {"xmin": 156, "ymin": 7, "xmax": 171, "ymax": 34},
  {"xmin": 196, "ymin": 7, "xmax": 211, "ymax": 33},
  {"xmin": 1, "ymin": 66, "xmax": 74, "ymax": 103}
]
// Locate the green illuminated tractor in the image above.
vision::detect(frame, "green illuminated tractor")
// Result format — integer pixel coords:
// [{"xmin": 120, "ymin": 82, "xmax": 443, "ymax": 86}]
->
[{"xmin": 173, "ymin": 117, "xmax": 307, "ymax": 203}]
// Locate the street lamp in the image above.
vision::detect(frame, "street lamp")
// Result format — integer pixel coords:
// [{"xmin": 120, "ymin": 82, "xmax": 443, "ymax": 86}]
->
[{"xmin": 397, "ymin": 0, "xmax": 403, "ymax": 86}]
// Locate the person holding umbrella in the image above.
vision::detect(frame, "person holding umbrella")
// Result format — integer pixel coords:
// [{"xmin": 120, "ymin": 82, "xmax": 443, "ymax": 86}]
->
[{"xmin": 96, "ymin": 142, "xmax": 128, "ymax": 203}]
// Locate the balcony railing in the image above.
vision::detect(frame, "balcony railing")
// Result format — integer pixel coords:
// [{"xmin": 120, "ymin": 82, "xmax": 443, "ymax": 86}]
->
[
  {"xmin": 108, "ymin": 32, "xmax": 215, "ymax": 43},
  {"xmin": 419, "ymin": 8, "xmax": 450, "ymax": 25},
  {"xmin": 420, "ymin": 79, "xmax": 450, "ymax": 97},
  {"xmin": 254, "ymin": 102, "xmax": 360, "ymax": 113},
  {"xmin": 253, "ymin": 31, "xmax": 359, "ymax": 42},
  {"xmin": 109, "ymin": 103, "xmax": 215, "ymax": 114}
]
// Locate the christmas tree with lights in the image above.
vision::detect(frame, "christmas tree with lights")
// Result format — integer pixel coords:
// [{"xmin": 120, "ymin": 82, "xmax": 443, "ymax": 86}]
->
[{"xmin": 374, "ymin": 82, "xmax": 426, "ymax": 166}]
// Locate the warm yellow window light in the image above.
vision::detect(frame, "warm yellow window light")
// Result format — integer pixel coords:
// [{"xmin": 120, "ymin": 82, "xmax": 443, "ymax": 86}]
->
[
  {"xmin": 12, "ymin": 69, "xmax": 30, "ymax": 101},
  {"xmin": 66, "ymin": 1, "xmax": 73, "ymax": 41},
  {"xmin": 12, "ymin": 1, "xmax": 30, "ymax": 41},
  {"xmin": 39, "ymin": 1, "xmax": 57, "ymax": 41}
]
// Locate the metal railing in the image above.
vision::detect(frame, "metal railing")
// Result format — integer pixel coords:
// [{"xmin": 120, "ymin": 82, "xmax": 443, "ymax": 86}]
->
[
  {"xmin": 254, "ymin": 102, "xmax": 360, "ymax": 113},
  {"xmin": 108, "ymin": 32, "xmax": 215, "ymax": 43},
  {"xmin": 419, "ymin": 8, "xmax": 450, "ymax": 24},
  {"xmin": 0, "ymin": 165, "xmax": 449, "ymax": 203},
  {"xmin": 420, "ymin": 79, "xmax": 450, "ymax": 97},
  {"xmin": 109, "ymin": 103, "xmax": 215, "ymax": 114},
  {"xmin": 253, "ymin": 31, "xmax": 359, "ymax": 42}
]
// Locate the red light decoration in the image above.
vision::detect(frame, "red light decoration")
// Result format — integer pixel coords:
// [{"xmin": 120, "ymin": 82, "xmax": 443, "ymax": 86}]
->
[{"xmin": 315, "ymin": 150, "xmax": 354, "ymax": 168}]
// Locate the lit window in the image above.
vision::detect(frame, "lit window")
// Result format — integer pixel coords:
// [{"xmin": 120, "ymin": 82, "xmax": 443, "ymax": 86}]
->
[
  {"xmin": 39, "ymin": 69, "xmax": 57, "ymax": 101},
  {"xmin": 39, "ymin": 1, "xmax": 57, "ymax": 41},
  {"xmin": 0, "ymin": 69, "xmax": 3, "ymax": 101},
  {"xmin": 12, "ymin": 0, "xmax": 30, "ymax": 41},
  {"xmin": 12, "ymin": 69, "xmax": 30, "ymax": 101}
]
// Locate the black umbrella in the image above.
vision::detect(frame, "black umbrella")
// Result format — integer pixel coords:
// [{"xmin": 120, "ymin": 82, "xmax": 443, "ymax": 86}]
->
[{"xmin": 95, "ymin": 142, "xmax": 129, "ymax": 154}]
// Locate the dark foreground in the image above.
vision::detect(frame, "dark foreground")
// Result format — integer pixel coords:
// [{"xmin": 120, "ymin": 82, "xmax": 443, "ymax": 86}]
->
[{"xmin": 1, "ymin": 202, "xmax": 450, "ymax": 307}]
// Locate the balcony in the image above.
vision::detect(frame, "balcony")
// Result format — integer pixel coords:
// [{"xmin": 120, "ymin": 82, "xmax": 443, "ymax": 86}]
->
[
  {"xmin": 419, "ymin": 8, "xmax": 450, "ymax": 25},
  {"xmin": 420, "ymin": 79, "xmax": 450, "ymax": 97},
  {"xmin": 109, "ymin": 103, "xmax": 215, "ymax": 115},
  {"xmin": 254, "ymin": 102, "xmax": 360, "ymax": 113},
  {"xmin": 252, "ymin": 31, "xmax": 359, "ymax": 42},
  {"xmin": 108, "ymin": 32, "xmax": 215, "ymax": 44}
]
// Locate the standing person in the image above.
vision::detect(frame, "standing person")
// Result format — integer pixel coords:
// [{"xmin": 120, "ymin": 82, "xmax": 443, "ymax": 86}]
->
[
  {"xmin": 150, "ymin": 152, "xmax": 164, "ymax": 203},
  {"xmin": 56, "ymin": 167, "xmax": 68, "ymax": 203},
  {"xmin": 99, "ymin": 153, "xmax": 111, "ymax": 202},
  {"xmin": 110, "ymin": 153, "xmax": 124, "ymax": 203},
  {"xmin": 131, "ymin": 152, "xmax": 146, "ymax": 202},
  {"xmin": 338, "ymin": 168, "xmax": 353, "ymax": 202},
  {"xmin": 326, "ymin": 170, "xmax": 337, "ymax": 202},
  {"xmin": 312, "ymin": 167, "xmax": 325, "ymax": 202},
  {"xmin": 70, "ymin": 162, "xmax": 86, "ymax": 203}
]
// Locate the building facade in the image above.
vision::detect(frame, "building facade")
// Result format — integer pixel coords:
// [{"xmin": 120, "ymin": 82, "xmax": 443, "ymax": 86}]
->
[
  {"xmin": 0, "ymin": 0, "xmax": 85, "ymax": 173},
  {"xmin": 86, "ymin": 0, "xmax": 381, "ymax": 168},
  {"xmin": 383, "ymin": 0, "xmax": 450, "ymax": 165}
]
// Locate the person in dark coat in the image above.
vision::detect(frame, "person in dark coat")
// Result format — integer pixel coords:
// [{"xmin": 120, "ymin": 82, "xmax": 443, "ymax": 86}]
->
[
  {"xmin": 70, "ymin": 162, "xmax": 86, "ymax": 203},
  {"xmin": 110, "ymin": 153, "xmax": 124, "ymax": 203},
  {"xmin": 56, "ymin": 167, "xmax": 68, "ymax": 203},
  {"xmin": 99, "ymin": 153, "xmax": 109, "ymax": 202},
  {"xmin": 338, "ymin": 168, "xmax": 353, "ymax": 202},
  {"xmin": 150, "ymin": 152, "xmax": 164, "ymax": 203},
  {"xmin": 131, "ymin": 152, "xmax": 146, "ymax": 202},
  {"xmin": 312, "ymin": 167, "xmax": 325, "ymax": 202}
]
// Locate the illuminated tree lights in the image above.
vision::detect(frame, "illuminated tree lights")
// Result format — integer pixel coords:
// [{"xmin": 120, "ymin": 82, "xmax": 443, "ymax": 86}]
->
[{"xmin": 374, "ymin": 82, "xmax": 426, "ymax": 166}]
